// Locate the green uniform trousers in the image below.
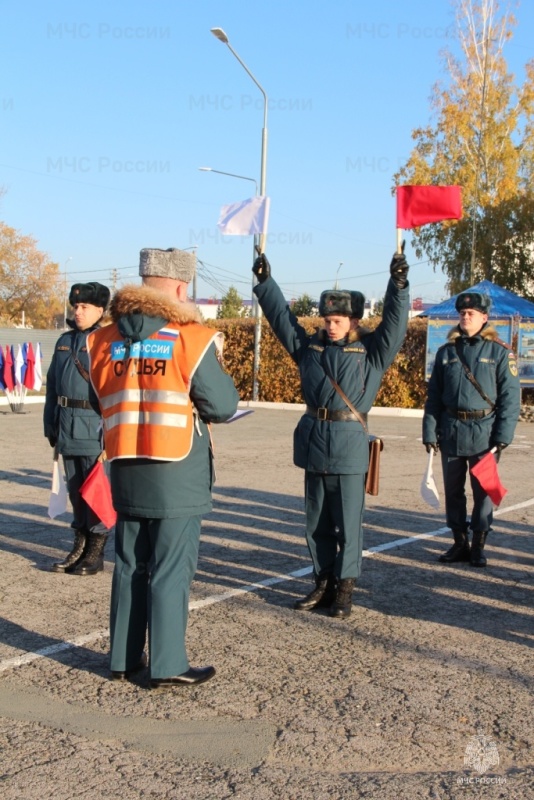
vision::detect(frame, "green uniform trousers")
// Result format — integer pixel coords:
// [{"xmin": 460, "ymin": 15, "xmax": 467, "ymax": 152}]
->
[
  {"xmin": 110, "ymin": 514, "xmax": 202, "ymax": 679},
  {"xmin": 304, "ymin": 472, "xmax": 366, "ymax": 580},
  {"xmin": 441, "ymin": 452, "xmax": 494, "ymax": 533}
]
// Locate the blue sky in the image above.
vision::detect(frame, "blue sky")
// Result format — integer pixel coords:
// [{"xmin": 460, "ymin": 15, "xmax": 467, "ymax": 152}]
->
[{"xmin": 1, "ymin": 0, "xmax": 533, "ymax": 306}]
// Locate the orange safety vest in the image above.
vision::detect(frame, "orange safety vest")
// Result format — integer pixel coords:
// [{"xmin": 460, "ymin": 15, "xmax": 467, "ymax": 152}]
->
[{"xmin": 87, "ymin": 321, "xmax": 219, "ymax": 461}]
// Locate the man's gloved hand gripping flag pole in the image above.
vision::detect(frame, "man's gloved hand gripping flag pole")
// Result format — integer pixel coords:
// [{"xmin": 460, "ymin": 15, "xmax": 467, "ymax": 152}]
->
[{"xmin": 395, "ymin": 184, "xmax": 463, "ymax": 252}]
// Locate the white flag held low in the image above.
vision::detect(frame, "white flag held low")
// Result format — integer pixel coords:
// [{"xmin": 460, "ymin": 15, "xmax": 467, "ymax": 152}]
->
[
  {"xmin": 48, "ymin": 453, "xmax": 69, "ymax": 518},
  {"xmin": 217, "ymin": 196, "xmax": 270, "ymax": 236},
  {"xmin": 420, "ymin": 449, "xmax": 440, "ymax": 508}
]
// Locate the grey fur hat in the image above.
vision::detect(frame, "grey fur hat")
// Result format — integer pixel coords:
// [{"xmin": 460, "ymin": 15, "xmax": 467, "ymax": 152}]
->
[
  {"xmin": 139, "ymin": 247, "xmax": 196, "ymax": 282},
  {"xmin": 319, "ymin": 290, "xmax": 365, "ymax": 318}
]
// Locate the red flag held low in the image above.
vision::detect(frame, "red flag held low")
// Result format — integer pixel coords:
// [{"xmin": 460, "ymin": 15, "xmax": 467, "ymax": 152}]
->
[
  {"xmin": 80, "ymin": 460, "xmax": 117, "ymax": 528},
  {"xmin": 396, "ymin": 185, "xmax": 462, "ymax": 229},
  {"xmin": 470, "ymin": 451, "xmax": 507, "ymax": 506}
]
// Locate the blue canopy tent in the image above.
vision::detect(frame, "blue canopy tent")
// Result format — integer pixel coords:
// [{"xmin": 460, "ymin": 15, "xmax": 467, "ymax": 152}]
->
[{"xmin": 421, "ymin": 279, "xmax": 534, "ymax": 318}]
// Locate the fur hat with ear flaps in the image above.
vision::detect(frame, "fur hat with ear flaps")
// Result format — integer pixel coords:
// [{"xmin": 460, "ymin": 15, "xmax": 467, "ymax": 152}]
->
[
  {"xmin": 319, "ymin": 290, "xmax": 365, "ymax": 318},
  {"xmin": 455, "ymin": 292, "xmax": 491, "ymax": 314},
  {"xmin": 69, "ymin": 282, "xmax": 110, "ymax": 309}
]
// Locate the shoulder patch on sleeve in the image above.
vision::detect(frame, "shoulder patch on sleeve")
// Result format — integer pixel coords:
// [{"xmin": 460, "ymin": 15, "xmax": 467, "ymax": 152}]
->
[{"xmin": 507, "ymin": 350, "xmax": 518, "ymax": 377}]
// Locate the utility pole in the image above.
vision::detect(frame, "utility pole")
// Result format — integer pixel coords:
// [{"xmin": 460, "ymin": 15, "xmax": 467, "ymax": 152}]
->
[{"xmin": 470, "ymin": 37, "xmax": 490, "ymax": 286}]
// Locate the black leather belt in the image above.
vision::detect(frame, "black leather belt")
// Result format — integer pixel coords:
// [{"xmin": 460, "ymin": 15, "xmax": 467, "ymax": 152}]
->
[
  {"xmin": 57, "ymin": 396, "xmax": 93, "ymax": 409},
  {"xmin": 306, "ymin": 406, "xmax": 367, "ymax": 424},
  {"xmin": 446, "ymin": 407, "xmax": 491, "ymax": 420}
]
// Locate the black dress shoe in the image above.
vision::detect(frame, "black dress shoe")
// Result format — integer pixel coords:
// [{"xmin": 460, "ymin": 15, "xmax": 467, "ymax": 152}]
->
[
  {"xmin": 110, "ymin": 652, "xmax": 148, "ymax": 681},
  {"xmin": 150, "ymin": 666, "xmax": 215, "ymax": 689}
]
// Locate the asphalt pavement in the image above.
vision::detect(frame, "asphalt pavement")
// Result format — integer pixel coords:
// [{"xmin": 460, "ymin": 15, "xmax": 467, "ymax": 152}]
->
[{"xmin": 1, "ymin": 403, "xmax": 533, "ymax": 799}]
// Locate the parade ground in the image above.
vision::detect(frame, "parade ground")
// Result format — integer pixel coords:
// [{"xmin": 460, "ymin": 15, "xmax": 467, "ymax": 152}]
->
[{"xmin": 1, "ymin": 404, "xmax": 533, "ymax": 799}]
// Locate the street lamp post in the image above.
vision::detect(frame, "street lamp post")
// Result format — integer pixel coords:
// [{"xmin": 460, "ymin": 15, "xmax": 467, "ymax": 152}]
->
[
  {"xmin": 62, "ymin": 256, "xmax": 73, "ymax": 328},
  {"xmin": 210, "ymin": 27, "xmax": 268, "ymax": 401},
  {"xmin": 334, "ymin": 262, "xmax": 343, "ymax": 290},
  {"xmin": 198, "ymin": 166, "xmax": 258, "ymax": 196},
  {"xmin": 174, "ymin": 246, "xmax": 199, "ymax": 302},
  {"xmin": 410, "ymin": 279, "xmax": 442, "ymax": 316}
]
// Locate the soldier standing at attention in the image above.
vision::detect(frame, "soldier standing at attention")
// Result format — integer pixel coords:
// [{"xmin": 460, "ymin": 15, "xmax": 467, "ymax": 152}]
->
[
  {"xmin": 44, "ymin": 282, "xmax": 111, "ymax": 576},
  {"xmin": 423, "ymin": 291, "xmax": 520, "ymax": 567}
]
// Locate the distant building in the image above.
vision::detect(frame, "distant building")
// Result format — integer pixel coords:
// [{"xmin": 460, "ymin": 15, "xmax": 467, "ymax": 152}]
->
[
  {"xmin": 193, "ymin": 297, "xmax": 221, "ymax": 320},
  {"xmin": 193, "ymin": 298, "xmax": 252, "ymax": 320}
]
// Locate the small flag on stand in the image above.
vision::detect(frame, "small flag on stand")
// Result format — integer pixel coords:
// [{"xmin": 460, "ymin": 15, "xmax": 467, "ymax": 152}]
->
[
  {"xmin": 23, "ymin": 343, "xmax": 36, "ymax": 391},
  {"xmin": 3, "ymin": 345, "xmax": 14, "ymax": 392},
  {"xmin": 0, "ymin": 345, "xmax": 5, "ymax": 391},
  {"xmin": 33, "ymin": 343, "xmax": 43, "ymax": 391},
  {"xmin": 470, "ymin": 450, "xmax": 507, "ymax": 506},
  {"xmin": 217, "ymin": 196, "xmax": 270, "ymax": 236},
  {"xmin": 396, "ymin": 185, "xmax": 463, "ymax": 229}
]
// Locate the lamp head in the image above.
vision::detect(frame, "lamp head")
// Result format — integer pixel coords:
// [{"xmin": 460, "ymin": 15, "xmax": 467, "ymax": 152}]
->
[
  {"xmin": 198, "ymin": 167, "xmax": 212, "ymax": 172},
  {"xmin": 210, "ymin": 27, "xmax": 229, "ymax": 43}
]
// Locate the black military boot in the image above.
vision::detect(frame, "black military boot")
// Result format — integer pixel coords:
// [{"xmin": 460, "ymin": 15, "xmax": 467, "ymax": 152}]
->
[
  {"xmin": 470, "ymin": 531, "xmax": 487, "ymax": 567},
  {"xmin": 72, "ymin": 533, "xmax": 108, "ymax": 576},
  {"xmin": 294, "ymin": 573, "xmax": 336, "ymax": 611},
  {"xmin": 51, "ymin": 530, "xmax": 88, "ymax": 573},
  {"xmin": 329, "ymin": 578, "xmax": 356, "ymax": 618},
  {"xmin": 438, "ymin": 530, "xmax": 471, "ymax": 563}
]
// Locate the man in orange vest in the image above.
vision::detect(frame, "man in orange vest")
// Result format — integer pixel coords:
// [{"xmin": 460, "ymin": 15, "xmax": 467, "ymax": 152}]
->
[{"xmin": 88, "ymin": 248, "xmax": 239, "ymax": 689}]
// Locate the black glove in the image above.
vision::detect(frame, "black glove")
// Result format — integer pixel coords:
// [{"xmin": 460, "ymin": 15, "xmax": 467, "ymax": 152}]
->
[
  {"xmin": 424, "ymin": 442, "xmax": 439, "ymax": 454},
  {"xmin": 390, "ymin": 240, "xmax": 409, "ymax": 289},
  {"xmin": 492, "ymin": 442, "xmax": 508, "ymax": 456},
  {"xmin": 47, "ymin": 434, "xmax": 57, "ymax": 448},
  {"xmin": 252, "ymin": 253, "xmax": 271, "ymax": 284}
]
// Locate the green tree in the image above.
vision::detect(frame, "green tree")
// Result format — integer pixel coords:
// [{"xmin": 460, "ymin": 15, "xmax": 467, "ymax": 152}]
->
[
  {"xmin": 291, "ymin": 293, "xmax": 317, "ymax": 317},
  {"xmin": 217, "ymin": 285, "xmax": 246, "ymax": 319},
  {"xmin": 393, "ymin": 0, "xmax": 534, "ymax": 299},
  {"xmin": 0, "ymin": 221, "xmax": 63, "ymax": 327}
]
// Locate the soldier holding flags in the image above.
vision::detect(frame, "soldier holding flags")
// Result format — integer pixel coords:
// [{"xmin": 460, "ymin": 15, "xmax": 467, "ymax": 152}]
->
[
  {"xmin": 44, "ymin": 282, "xmax": 111, "ymax": 576},
  {"xmin": 423, "ymin": 291, "xmax": 521, "ymax": 567}
]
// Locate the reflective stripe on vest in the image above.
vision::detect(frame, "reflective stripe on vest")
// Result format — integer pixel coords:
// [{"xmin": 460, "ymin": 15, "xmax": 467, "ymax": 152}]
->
[
  {"xmin": 98, "ymin": 389, "xmax": 189, "ymax": 411},
  {"xmin": 88, "ymin": 321, "xmax": 219, "ymax": 461},
  {"xmin": 105, "ymin": 410, "xmax": 189, "ymax": 430}
]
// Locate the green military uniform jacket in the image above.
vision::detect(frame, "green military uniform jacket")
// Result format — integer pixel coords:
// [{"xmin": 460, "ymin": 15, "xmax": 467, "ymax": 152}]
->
[
  {"xmin": 44, "ymin": 322, "xmax": 102, "ymax": 457},
  {"xmin": 254, "ymin": 275, "xmax": 409, "ymax": 474}
]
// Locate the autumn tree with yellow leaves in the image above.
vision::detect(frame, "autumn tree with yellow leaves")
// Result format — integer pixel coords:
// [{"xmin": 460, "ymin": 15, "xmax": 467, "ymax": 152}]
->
[
  {"xmin": 394, "ymin": 0, "xmax": 534, "ymax": 299},
  {"xmin": 0, "ymin": 220, "xmax": 63, "ymax": 327}
]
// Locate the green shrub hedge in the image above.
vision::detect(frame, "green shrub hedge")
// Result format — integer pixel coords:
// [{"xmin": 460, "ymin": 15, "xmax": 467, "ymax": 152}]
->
[{"xmin": 208, "ymin": 316, "xmax": 429, "ymax": 408}]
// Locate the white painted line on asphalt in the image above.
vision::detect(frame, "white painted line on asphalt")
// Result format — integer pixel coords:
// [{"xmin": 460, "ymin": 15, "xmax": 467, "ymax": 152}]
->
[
  {"xmin": 1, "ymin": 497, "xmax": 533, "ymax": 675},
  {"xmin": 493, "ymin": 498, "xmax": 534, "ymax": 514},
  {"xmin": 0, "ymin": 630, "xmax": 109, "ymax": 674}
]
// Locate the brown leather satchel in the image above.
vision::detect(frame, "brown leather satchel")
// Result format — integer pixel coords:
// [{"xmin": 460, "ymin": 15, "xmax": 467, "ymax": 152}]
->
[
  {"xmin": 327, "ymin": 376, "xmax": 384, "ymax": 496},
  {"xmin": 366, "ymin": 435, "xmax": 384, "ymax": 496}
]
